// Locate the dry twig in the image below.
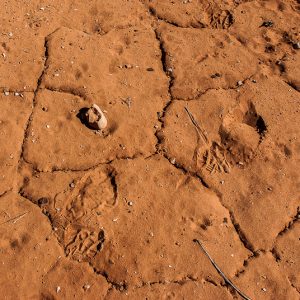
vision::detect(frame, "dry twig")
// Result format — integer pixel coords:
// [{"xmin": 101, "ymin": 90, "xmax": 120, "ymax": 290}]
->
[
  {"xmin": 0, "ymin": 211, "xmax": 29, "ymax": 225},
  {"xmin": 193, "ymin": 239, "xmax": 252, "ymax": 300}
]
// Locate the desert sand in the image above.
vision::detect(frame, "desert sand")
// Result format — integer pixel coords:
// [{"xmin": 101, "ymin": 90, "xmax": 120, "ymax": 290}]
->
[{"xmin": 0, "ymin": 0, "xmax": 299, "ymax": 299}]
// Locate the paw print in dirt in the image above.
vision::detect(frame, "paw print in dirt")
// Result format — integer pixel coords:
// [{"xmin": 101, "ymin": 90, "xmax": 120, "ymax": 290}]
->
[
  {"xmin": 64, "ymin": 225, "xmax": 105, "ymax": 262},
  {"xmin": 21, "ymin": 167, "xmax": 117, "ymax": 262},
  {"xmin": 220, "ymin": 100, "xmax": 267, "ymax": 166},
  {"xmin": 160, "ymin": 89, "xmax": 267, "ymax": 175}
]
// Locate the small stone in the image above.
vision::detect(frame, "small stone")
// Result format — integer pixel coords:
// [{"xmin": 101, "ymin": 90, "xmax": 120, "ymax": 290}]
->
[
  {"xmin": 56, "ymin": 286, "xmax": 61, "ymax": 293},
  {"xmin": 128, "ymin": 201, "xmax": 133, "ymax": 206},
  {"xmin": 237, "ymin": 80, "xmax": 243, "ymax": 86},
  {"xmin": 14, "ymin": 92, "xmax": 19, "ymax": 96},
  {"xmin": 46, "ymin": 124, "xmax": 50, "ymax": 128},
  {"xmin": 220, "ymin": 180, "xmax": 225, "ymax": 185},
  {"xmin": 69, "ymin": 182, "xmax": 75, "ymax": 188},
  {"xmin": 146, "ymin": 67, "xmax": 154, "ymax": 71},
  {"xmin": 83, "ymin": 284, "xmax": 91, "ymax": 291},
  {"xmin": 262, "ymin": 288, "xmax": 267, "ymax": 292},
  {"xmin": 170, "ymin": 158, "xmax": 176, "ymax": 165},
  {"xmin": 84, "ymin": 104, "xmax": 107, "ymax": 130},
  {"xmin": 8, "ymin": 32, "xmax": 13, "ymax": 37},
  {"xmin": 4, "ymin": 91, "xmax": 9, "ymax": 96}
]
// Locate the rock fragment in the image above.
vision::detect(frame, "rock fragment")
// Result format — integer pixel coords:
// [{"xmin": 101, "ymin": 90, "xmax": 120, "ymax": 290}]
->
[{"xmin": 85, "ymin": 104, "xmax": 107, "ymax": 130}]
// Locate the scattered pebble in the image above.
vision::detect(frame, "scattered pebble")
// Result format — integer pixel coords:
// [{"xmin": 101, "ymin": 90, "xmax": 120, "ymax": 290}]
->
[
  {"xmin": 237, "ymin": 80, "xmax": 243, "ymax": 86},
  {"xmin": 4, "ymin": 91, "xmax": 9, "ymax": 96},
  {"xmin": 83, "ymin": 284, "xmax": 91, "ymax": 291},
  {"xmin": 262, "ymin": 288, "xmax": 267, "ymax": 292},
  {"xmin": 128, "ymin": 201, "xmax": 133, "ymax": 206},
  {"xmin": 56, "ymin": 286, "xmax": 61, "ymax": 293},
  {"xmin": 84, "ymin": 104, "xmax": 107, "ymax": 130},
  {"xmin": 220, "ymin": 180, "xmax": 225, "ymax": 185},
  {"xmin": 170, "ymin": 158, "xmax": 176, "ymax": 165},
  {"xmin": 46, "ymin": 124, "xmax": 50, "ymax": 128}
]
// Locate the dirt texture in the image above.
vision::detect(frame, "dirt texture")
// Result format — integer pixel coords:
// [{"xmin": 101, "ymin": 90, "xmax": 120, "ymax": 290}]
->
[{"xmin": 0, "ymin": 0, "xmax": 299, "ymax": 299}]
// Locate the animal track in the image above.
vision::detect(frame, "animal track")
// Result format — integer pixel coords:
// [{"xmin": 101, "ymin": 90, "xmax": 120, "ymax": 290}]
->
[
  {"xmin": 185, "ymin": 107, "xmax": 231, "ymax": 174},
  {"xmin": 210, "ymin": 10, "xmax": 234, "ymax": 29},
  {"xmin": 221, "ymin": 101, "xmax": 267, "ymax": 165},
  {"xmin": 64, "ymin": 226, "xmax": 105, "ymax": 261},
  {"xmin": 185, "ymin": 100, "xmax": 266, "ymax": 174},
  {"xmin": 22, "ymin": 168, "xmax": 117, "ymax": 262}
]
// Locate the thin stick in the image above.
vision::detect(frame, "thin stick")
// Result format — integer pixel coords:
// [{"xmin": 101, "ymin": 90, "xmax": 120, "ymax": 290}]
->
[
  {"xmin": 184, "ymin": 107, "xmax": 209, "ymax": 145},
  {"xmin": 193, "ymin": 239, "xmax": 252, "ymax": 300},
  {"xmin": 0, "ymin": 211, "xmax": 29, "ymax": 225}
]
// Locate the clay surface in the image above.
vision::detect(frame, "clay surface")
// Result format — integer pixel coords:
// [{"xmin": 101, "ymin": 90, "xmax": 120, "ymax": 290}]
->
[{"xmin": 0, "ymin": 0, "xmax": 299, "ymax": 299}]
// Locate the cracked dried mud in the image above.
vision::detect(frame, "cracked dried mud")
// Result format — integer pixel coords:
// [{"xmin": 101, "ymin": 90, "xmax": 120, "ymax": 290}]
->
[{"xmin": 0, "ymin": 0, "xmax": 299, "ymax": 299}]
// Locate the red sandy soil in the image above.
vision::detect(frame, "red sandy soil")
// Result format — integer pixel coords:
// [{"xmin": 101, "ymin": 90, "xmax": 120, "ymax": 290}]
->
[{"xmin": 0, "ymin": 1, "xmax": 299, "ymax": 299}]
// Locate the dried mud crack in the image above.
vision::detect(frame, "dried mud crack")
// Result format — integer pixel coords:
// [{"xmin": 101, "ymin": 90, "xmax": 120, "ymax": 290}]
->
[{"xmin": 1, "ymin": 1, "xmax": 299, "ymax": 299}]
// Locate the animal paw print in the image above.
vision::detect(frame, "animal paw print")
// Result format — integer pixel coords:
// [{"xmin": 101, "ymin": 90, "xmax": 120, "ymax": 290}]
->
[
  {"xmin": 65, "ymin": 226, "xmax": 105, "ymax": 262},
  {"xmin": 210, "ymin": 10, "xmax": 234, "ymax": 29}
]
